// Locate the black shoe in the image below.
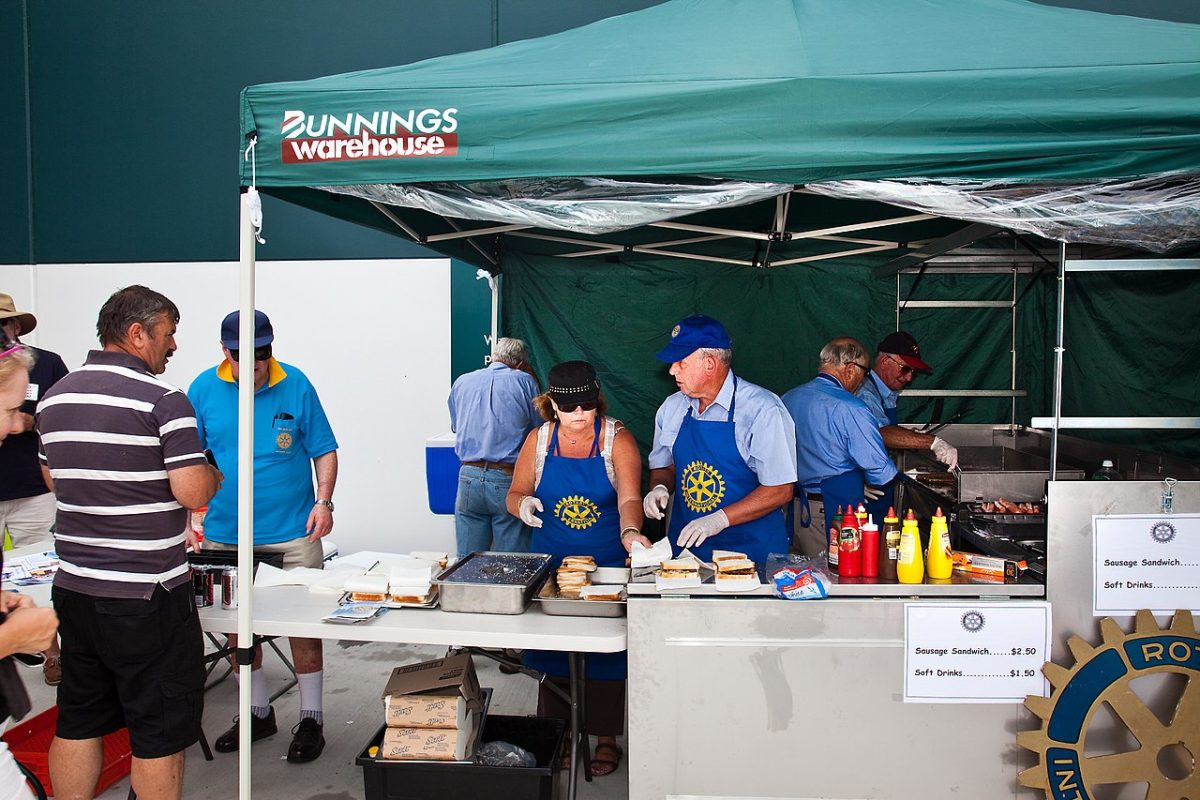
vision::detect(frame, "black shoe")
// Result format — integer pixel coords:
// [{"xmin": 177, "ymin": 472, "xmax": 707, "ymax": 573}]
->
[
  {"xmin": 287, "ymin": 718, "xmax": 325, "ymax": 763},
  {"xmin": 214, "ymin": 707, "xmax": 277, "ymax": 753}
]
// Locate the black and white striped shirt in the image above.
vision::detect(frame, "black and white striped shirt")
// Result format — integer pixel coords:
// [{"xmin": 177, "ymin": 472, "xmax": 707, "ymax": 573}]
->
[{"xmin": 37, "ymin": 350, "xmax": 209, "ymax": 599}]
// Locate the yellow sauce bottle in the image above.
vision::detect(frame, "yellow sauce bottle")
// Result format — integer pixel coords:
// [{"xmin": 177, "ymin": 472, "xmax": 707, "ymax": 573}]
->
[
  {"xmin": 925, "ymin": 507, "xmax": 953, "ymax": 580},
  {"xmin": 896, "ymin": 509, "xmax": 925, "ymax": 584}
]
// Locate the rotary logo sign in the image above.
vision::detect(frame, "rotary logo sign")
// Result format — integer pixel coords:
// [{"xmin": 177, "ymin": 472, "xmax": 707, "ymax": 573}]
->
[
  {"xmin": 680, "ymin": 460, "xmax": 725, "ymax": 513},
  {"xmin": 555, "ymin": 495, "xmax": 600, "ymax": 530}
]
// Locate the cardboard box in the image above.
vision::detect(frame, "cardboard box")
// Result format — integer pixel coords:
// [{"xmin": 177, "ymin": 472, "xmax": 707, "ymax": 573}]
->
[
  {"xmin": 379, "ymin": 710, "xmax": 480, "ymax": 761},
  {"xmin": 382, "ymin": 653, "xmax": 483, "ymax": 729}
]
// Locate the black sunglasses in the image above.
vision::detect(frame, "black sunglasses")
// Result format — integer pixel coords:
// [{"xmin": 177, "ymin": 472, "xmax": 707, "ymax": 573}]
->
[
  {"xmin": 558, "ymin": 400, "xmax": 598, "ymax": 413},
  {"xmin": 886, "ymin": 354, "xmax": 914, "ymax": 376},
  {"xmin": 229, "ymin": 345, "xmax": 272, "ymax": 362},
  {"xmin": 848, "ymin": 361, "xmax": 871, "ymax": 375}
]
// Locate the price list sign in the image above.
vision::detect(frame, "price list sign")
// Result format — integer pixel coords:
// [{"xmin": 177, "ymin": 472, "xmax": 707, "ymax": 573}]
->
[
  {"xmin": 904, "ymin": 602, "xmax": 1051, "ymax": 703},
  {"xmin": 1093, "ymin": 513, "xmax": 1200, "ymax": 616}
]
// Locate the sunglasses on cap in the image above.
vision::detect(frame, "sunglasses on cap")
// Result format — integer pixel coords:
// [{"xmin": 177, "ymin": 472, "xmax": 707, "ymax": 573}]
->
[
  {"xmin": 228, "ymin": 345, "xmax": 272, "ymax": 362},
  {"xmin": 885, "ymin": 354, "xmax": 914, "ymax": 376},
  {"xmin": 557, "ymin": 400, "xmax": 598, "ymax": 413}
]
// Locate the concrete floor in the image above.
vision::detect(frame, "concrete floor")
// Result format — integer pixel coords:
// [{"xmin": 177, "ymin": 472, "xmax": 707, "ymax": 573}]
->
[{"xmin": 21, "ymin": 641, "xmax": 628, "ymax": 800}]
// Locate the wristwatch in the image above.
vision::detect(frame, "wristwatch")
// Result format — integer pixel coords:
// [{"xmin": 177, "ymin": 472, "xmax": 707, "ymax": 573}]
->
[{"xmin": 315, "ymin": 498, "xmax": 335, "ymax": 512}]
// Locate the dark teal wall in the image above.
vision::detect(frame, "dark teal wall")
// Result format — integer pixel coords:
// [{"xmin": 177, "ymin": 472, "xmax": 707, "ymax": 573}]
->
[{"xmin": 2, "ymin": 0, "xmax": 1195, "ymax": 265}]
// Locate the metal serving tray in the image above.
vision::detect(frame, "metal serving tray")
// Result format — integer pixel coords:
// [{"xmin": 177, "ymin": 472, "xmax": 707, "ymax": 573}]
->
[
  {"xmin": 433, "ymin": 551, "xmax": 552, "ymax": 614},
  {"xmin": 535, "ymin": 567, "xmax": 629, "ymax": 618}
]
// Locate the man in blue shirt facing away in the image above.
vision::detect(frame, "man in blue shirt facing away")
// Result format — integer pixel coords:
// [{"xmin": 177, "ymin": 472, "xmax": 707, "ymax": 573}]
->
[
  {"xmin": 189, "ymin": 309, "xmax": 338, "ymax": 764},
  {"xmin": 783, "ymin": 337, "xmax": 897, "ymax": 556},
  {"xmin": 448, "ymin": 337, "xmax": 540, "ymax": 556}
]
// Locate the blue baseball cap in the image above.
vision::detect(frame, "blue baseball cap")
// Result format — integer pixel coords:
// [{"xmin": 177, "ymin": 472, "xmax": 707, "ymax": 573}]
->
[
  {"xmin": 655, "ymin": 314, "xmax": 732, "ymax": 363},
  {"xmin": 220, "ymin": 310, "xmax": 274, "ymax": 349}
]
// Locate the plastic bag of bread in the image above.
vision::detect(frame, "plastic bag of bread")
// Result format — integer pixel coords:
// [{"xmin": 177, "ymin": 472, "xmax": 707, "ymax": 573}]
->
[{"xmin": 765, "ymin": 553, "xmax": 830, "ymax": 600}]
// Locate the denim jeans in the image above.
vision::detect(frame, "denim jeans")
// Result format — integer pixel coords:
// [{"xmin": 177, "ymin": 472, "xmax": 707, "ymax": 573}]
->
[{"xmin": 454, "ymin": 465, "xmax": 531, "ymax": 557}]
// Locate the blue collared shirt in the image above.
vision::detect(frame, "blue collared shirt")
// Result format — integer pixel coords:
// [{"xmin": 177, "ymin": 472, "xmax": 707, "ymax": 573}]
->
[
  {"xmin": 783, "ymin": 373, "xmax": 898, "ymax": 491},
  {"xmin": 856, "ymin": 370, "xmax": 897, "ymax": 427},
  {"xmin": 448, "ymin": 362, "xmax": 540, "ymax": 463},
  {"xmin": 649, "ymin": 370, "xmax": 797, "ymax": 486}
]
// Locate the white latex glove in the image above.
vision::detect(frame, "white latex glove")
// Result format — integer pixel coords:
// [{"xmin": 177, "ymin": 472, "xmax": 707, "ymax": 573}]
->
[
  {"xmin": 863, "ymin": 485, "xmax": 885, "ymax": 501},
  {"xmin": 677, "ymin": 509, "xmax": 729, "ymax": 550},
  {"xmin": 518, "ymin": 495, "xmax": 544, "ymax": 528},
  {"xmin": 930, "ymin": 436, "xmax": 959, "ymax": 470},
  {"xmin": 643, "ymin": 484, "xmax": 670, "ymax": 520}
]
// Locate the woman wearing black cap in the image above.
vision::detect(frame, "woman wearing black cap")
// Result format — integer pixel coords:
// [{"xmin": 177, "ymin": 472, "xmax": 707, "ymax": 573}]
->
[{"xmin": 505, "ymin": 360, "xmax": 650, "ymax": 777}]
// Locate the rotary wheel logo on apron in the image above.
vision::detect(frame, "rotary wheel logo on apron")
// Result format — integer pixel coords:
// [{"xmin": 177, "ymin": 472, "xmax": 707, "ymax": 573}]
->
[
  {"xmin": 276, "ymin": 431, "xmax": 293, "ymax": 450},
  {"xmin": 680, "ymin": 460, "xmax": 725, "ymax": 513},
  {"xmin": 554, "ymin": 494, "xmax": 601, "ymax": 530}
]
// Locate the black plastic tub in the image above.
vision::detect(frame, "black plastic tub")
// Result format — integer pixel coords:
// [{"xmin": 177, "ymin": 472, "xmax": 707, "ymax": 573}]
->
[{"xmin": 357, "ymin": 714, "xmax": 567, "ymax": 800}]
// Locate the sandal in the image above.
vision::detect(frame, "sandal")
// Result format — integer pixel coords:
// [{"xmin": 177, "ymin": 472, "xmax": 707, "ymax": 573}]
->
[{"xmin": 589, "ymin": 742, "xmax": 622, "ymax": 777}]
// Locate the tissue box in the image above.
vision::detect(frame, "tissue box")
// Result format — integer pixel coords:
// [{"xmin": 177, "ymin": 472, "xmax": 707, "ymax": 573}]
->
[
  {"xmin": 382, "ymin": 653, "xmax": 483, "ymax": 729},
  {"xmin": 379, "ymin": 712, "xmax": 480, "ymax": 761}
]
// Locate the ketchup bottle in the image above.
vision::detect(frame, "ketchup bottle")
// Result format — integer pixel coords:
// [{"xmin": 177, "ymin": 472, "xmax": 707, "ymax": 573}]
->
[
  {"xmin": 838, "ymin": 508, "xmax": 862, "ymax": 578},
  {"xmin": 861, "ymin": 515, "xmax": 879, "ymax": 578}
]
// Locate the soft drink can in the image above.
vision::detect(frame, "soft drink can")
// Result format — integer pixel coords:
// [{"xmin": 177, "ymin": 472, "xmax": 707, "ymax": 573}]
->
[
  {"xmin": 221, "ymin": 567, "xmax": 238, "ymax": 609},
  {"xmin": 192, "ymin": 566, "xmax": 214, "ymax": 607}
]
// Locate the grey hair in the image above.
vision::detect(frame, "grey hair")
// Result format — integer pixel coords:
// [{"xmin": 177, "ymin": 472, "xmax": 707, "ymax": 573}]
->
[
  {"xmin": 819, "ymin": 337, "xmax": 868, "ymax": 367},
  {"xmin": 492, "ymin": 337, "xmax": 530, "ymax": 366},
  {"xmin": 699, "ymin": 347, "xmax": 732, "ymax": 366}
]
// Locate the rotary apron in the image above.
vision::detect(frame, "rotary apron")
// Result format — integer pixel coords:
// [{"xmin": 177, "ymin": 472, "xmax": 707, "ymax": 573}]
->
[
  {"xmin": 858, "ymin": 373, "xmax": 899, "ymax": 523},
  {"xmin": 798, "ymin": 375, "xmax": 870, "ymax": 533},
  {"xmin": 666, "ymin": 378, "xmax": 788, "ymax": 564},
  {"xmin": 523, "ymin": 418, "xmax": 626, "ymax": 680}
]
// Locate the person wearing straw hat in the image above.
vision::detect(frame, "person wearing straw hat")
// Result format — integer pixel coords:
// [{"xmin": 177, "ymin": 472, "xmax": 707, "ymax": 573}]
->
[{"xmin": 0, "ymin": 293, "xmax": 68, "ymax": 687}]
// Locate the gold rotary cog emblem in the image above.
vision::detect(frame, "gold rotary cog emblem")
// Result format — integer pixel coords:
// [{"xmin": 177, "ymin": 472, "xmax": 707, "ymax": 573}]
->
[
  {"xmin": 276, "ymin": 431, "xmax": 293, "ymax": 450},
  {"xmin": 554, "ymin": 494, "xmax": 600, "ymax": 530},
  {"xmin": 680, "ymin": 460, "xmax": 725, "ymax": 513},
  {"xmin": 1017, "ymin": 609, "xmax": 1200, "ymax": 799}
]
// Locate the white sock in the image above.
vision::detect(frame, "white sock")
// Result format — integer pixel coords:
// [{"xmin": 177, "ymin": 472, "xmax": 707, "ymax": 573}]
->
[
  {"xmin": 298, "ymin": 670, "xmax": 323, "ymax": 723},
  {"xmin": 232, "ymin": 667, "xmax": 272, "ymax": 718}
]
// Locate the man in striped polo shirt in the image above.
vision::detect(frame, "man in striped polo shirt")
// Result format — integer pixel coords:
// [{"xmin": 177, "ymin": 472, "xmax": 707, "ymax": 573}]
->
[{"xmin": 36, "ymin": 285, "xmax": 222, "ymax": 800}]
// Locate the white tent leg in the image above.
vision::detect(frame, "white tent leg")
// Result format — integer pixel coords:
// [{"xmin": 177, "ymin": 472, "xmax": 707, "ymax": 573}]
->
[
  {"xmin": 490, "ymin": 274, "xmax": 499, "ymax": 358},
  {"xmin": 237, "ymin": 191, "xmax": 257, "ymax": 800}
]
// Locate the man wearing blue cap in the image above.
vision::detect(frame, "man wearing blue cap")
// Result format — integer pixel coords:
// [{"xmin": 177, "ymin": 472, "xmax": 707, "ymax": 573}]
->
[
  {"xmin": 188, "ymin": 310, "xmax": 338, "ymax": 763},
  {"xmin": 643, "ymin": 315, "xmax": 797, "ymax": 564}
]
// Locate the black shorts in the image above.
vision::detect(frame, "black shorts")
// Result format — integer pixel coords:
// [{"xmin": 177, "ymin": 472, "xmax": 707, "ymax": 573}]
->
[{"xmin": 52, "ymin": 583, "xmax": 205, "ymax": 759}]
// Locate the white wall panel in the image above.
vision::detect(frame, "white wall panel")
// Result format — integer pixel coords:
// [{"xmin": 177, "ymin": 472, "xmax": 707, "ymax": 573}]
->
[{"xmin": 0, "ymin": 259, "xmax": 455, "ymax": 556}]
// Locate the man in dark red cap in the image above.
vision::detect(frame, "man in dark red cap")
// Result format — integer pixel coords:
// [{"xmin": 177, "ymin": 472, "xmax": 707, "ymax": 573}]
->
[{"xmin": 857, "ymin": 331, "xmax": 958, "ymax": 521}]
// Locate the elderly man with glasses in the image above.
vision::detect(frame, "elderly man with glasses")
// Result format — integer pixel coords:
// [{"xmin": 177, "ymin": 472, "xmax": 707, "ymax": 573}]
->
[
  {"xmin": 188, "ymin": 309, "xmax": 338, "ymax": 764},
  {"xmin": 856, "ymin": 331, "xmax": 958, "ymax": 523},
  {"xmin": 783, "ymin": 337, "xmax": 898, "ymax": 557}
]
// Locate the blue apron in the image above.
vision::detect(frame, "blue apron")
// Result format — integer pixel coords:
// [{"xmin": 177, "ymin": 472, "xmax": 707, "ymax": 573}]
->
[
  {"xmin": 523, "ymin": 418, "xmax": 626, "ymax": 680},
  {"xmin": 666, "ymin": 377, "xmax": 788, "ymax": 564},
  {"xmin": 859, "ymin": 373, "xmax": 899, "ymax": 524}
]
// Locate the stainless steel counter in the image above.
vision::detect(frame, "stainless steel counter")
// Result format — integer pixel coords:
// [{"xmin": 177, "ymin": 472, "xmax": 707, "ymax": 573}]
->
[{"xmin": 627, "ymin": 571, "xmax": 1043, "ymax": 597}]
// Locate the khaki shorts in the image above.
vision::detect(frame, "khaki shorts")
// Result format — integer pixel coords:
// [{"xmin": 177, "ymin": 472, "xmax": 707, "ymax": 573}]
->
[{"xmin": 203, "ymin": 537, "xmax": 324, "ymax": 570}]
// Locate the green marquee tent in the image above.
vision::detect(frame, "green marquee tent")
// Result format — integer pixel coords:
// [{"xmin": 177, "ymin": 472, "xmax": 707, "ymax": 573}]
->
[{"xmin": 237, "ymin": 0, "xmax": 1200, "ymax": 459}]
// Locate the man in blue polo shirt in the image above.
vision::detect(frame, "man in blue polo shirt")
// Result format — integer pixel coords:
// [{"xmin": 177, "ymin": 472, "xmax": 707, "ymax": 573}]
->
[{"xmin": 188, "ymin": 310, "xmax": 338, "ymax": 764}]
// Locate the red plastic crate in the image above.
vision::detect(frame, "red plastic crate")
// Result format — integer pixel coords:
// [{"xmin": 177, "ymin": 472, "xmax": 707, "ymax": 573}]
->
[{"xmin": 2, "ymin": 706, "xmax": 132, "ymax": 796}]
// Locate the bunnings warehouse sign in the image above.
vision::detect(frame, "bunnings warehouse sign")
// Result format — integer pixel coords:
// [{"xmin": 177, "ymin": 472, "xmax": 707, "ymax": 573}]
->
[{"xmin": 280, "ymin": 108, "xmax": 459, "ymax": 163}]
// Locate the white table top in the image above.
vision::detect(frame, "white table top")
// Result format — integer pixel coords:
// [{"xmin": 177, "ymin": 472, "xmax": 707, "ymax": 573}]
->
[
  {"xmin": 199, "ymin": 584, "xmax": 627, "ymax": 653},
  {"xmin": 4, "ymin": 542, "xmax": 626, "ymax": 654}
]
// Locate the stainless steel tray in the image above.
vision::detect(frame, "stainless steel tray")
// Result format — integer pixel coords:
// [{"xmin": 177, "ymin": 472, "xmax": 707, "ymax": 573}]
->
[
  {"xmin": 535, "ymin": 567, "xmax": 629, "ymax": 617},
  {"xmin": 433, "ymin": 551, "xmax": 552, "ymax": 614}
]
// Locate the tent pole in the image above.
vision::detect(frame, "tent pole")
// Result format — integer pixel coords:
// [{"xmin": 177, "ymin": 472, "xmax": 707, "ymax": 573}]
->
[
  {"xmin": 236, "ymin": 190, "xmax": 257, "ymax": 800},
  {"xmin": 491, "ymin": 274, "xmax": 499, "ymax": 357},
  {"xmin": 1049, "ymin": 241, "xmax": 1066, "ymax": 480}
]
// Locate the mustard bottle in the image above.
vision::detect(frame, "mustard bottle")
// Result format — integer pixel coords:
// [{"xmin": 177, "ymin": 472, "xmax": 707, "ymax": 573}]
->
[
  {"xmin": 925, "ymin": 507, "xmax": 953, "ymax": 580},
  {"xmin": 896, "ymin": 509, "xmax": 925, "ymax": 584}
]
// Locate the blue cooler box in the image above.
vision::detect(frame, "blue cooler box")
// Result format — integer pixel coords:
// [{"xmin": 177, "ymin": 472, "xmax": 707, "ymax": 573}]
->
[{"xmin": 425, "ymin": 433, "xmax": 460, "ymax": 515}]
